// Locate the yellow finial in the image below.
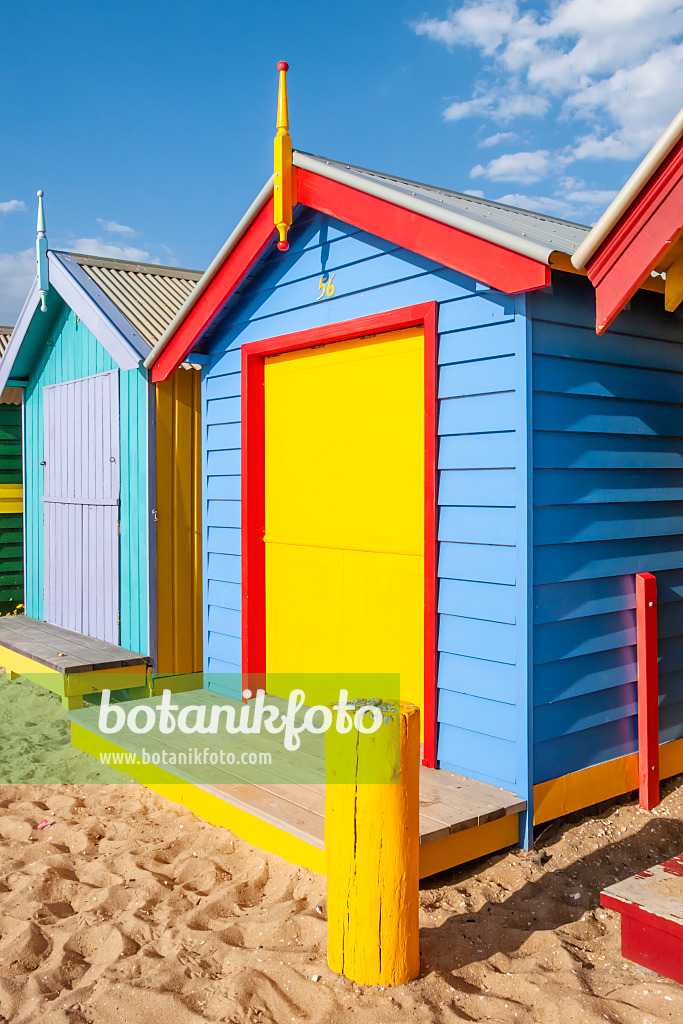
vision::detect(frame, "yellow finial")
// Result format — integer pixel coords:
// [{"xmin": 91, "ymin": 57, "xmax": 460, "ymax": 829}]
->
[{"xmin": 274, "ymin": 60, "xmax": 294, "ymax": 251}]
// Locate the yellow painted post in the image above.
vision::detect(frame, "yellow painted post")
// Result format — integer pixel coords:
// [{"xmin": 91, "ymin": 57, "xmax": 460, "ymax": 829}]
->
[{"xmin": 325, "ymin": 700, "xmax": 420, "ymax": 985}]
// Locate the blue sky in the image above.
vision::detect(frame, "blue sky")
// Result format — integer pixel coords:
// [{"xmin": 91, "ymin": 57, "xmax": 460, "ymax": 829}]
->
[{"xmin": 2, "ymin": 0, "xmax": 682, "ymax": 324}]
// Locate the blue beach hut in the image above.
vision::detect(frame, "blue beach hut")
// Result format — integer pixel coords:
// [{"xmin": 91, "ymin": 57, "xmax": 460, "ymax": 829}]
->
[{"xmin": 74, "ymin": 71, "xmax": 683, "ymax": 877}]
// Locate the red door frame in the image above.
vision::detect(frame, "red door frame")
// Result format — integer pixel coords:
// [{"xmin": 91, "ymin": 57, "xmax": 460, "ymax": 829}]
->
[{"xmin": 241, "ymin": 301, "xmax": 439, "ymax": 767}]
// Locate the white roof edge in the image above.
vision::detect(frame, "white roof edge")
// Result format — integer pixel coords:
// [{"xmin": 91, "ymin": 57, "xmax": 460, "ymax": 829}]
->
[
  {"xmin": 48, "ymin": 253, "xmax": 145, "ymax": 370},
  {"xmin": 572, "ymin": 105, "xmax": 683, "ymax": 270},
  {"xmin": 0, "ymin": 280, "xmax": 40, "ymax": 394},
  {"xmin": 293, "ymin": 151, "xmax": 554, "ymax": 265},
  {"xmin": 143, "ymin": 176, "xmax": 274, "ymax": 369}
]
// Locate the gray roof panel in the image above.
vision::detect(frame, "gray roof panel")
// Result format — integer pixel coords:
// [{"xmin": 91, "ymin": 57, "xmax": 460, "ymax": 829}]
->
[{"xmin": 293, "ymin": 151, "xmax": 591, "ymax": 260}]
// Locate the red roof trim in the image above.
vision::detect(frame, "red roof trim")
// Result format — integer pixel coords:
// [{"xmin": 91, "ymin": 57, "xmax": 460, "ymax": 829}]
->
[
  {"xmin": 152, "ymin": 171, "xmax": 550, "ymax": 381},
  {"xmin": 296, "ymin": 168, "xmax": 550, "ymax": 295},
  {"xmin": 586, "ymin": 136, "xmax": 683, "ymax": 334}
]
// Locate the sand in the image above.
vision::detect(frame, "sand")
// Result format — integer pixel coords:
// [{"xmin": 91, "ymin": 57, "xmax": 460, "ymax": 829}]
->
[{"xmin": 2, "ymin": 676, "xmax": 683, "ymax": 1022}]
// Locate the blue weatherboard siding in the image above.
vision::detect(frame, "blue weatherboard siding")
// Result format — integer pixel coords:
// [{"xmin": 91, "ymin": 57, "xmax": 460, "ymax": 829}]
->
[
  {"xmin": 199, "ymin": 207, "xmax": 529, "ymax": 791},
  {"xmin": 23, "ymin": 296, "xmax": 149, "ymax": 654},
  {"xmin": 529, "ymin": 272, "xmax": 683, "ymax": 784}
]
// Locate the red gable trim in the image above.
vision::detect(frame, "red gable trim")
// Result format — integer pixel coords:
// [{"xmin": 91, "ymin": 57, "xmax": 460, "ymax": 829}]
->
[
  {"xmin": 152, "ymin": 198, "xmax": 277, "ymax": 382},
  {"xmin": 296, "ymin": 169, "xmax": 549, "ymax": 295},
  {"xmin": 586, "ymin": 136, "xmax": 683, "ymax": 334},
  {"xmin": 152, "ymin": 170, "xmax": 550, "ymax": 381}
]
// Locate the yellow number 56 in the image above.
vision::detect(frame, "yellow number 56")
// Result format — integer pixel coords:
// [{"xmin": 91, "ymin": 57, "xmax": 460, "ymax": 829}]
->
[{"xmin": 317, "ymin": 273, "xmax": 336, "ymax": 300}]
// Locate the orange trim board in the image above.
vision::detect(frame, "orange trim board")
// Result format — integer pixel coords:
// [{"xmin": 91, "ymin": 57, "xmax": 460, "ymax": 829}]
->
[
  {"xmin": 534, "ymin": 737, "xmax": 683, "ymax": 824},
  {"xmin": 70, "ymin": 723, "xmax": 519, "ymax": 878}
]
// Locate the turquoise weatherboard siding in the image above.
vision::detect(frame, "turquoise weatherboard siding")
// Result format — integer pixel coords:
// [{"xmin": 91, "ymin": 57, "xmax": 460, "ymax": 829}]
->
[
  {"xmin": 23, "ymin": 296, "xmax": 149, "ymax": 653},
  {"xmin": 529, "ymin": 272, "xmax": 683, "ymax": 784},
  {"xmin": 198, "ymin": 207, "xmax": 527, "ymax": 792}
]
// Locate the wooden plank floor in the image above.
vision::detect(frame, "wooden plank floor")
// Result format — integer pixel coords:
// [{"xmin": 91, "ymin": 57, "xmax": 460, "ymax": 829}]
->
[
  {"xmin": 0, "ymin": 615, "xmax": 149, "ymax": 673},
  {"xmin": 71, "ymin": 689, "xmax": 525, "ymax": 849}
]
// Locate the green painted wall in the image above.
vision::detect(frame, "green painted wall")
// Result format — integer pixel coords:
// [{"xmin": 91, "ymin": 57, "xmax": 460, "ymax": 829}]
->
[{"xmin": 23, "ymin": 298, "xmax": 150, "ymax": 653}]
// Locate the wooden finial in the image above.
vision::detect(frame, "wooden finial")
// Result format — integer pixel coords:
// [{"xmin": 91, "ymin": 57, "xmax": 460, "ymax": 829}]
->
[
  {"xmin": 36, "ymin": 190, "xmax": 48, "ymax": 312},
  {"xmin": 274, "ymin": 61, "xmax": 293, "ymax": 251}
]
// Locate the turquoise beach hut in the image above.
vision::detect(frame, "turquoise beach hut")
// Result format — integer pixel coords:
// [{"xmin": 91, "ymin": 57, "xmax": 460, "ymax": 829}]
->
[{"xmin": 0, "ymin": 196, "xmax": 204, "ymax": 706}]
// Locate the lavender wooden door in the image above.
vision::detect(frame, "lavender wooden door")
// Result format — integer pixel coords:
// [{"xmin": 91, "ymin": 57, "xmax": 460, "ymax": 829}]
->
[{"xmin": 43, "ymin": 371, "xmax": 120, "ymax": 643}]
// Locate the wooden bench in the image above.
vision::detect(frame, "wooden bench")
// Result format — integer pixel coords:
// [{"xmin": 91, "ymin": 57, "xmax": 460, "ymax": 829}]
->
[
  {"xmin": 0, "ymin": 614, "xmax": 152, "ymax": 709},
  {"xmin": 601, "ymin": 854, "xmax": 683, "ymax": 984}
]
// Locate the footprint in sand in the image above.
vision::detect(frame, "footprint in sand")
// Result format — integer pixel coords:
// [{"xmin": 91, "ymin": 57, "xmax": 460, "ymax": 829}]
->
[
  {"xmin": 0, "ymin": 921, "xmax": 50, "ymax": 976},
  {"xmin": 63, "ymin": 921, "xmax": 139, "ymax": 967}
]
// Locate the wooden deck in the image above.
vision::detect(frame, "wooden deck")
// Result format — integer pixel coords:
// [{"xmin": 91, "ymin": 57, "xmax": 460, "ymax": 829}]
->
[
  {"xmin": 70, "ymin": 689, "xmax": 525, "ymax": 876},
  {"xmin": 0, "ymin": 615, "xmax": 149, "ymax": 672},
  {"xmin": 198, "ymin": 765, "xmax": 525, "ymax": 850},
  {"xmin": 601, "ymin": 854, "xmax": 683, "ymax": 983}
]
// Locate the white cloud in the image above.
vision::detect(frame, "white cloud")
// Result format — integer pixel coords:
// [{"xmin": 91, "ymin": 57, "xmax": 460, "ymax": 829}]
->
[
  {"xmin": 96, "ymin": 218, "xmax": 138, "ymax": 236},
  {"xmin": 415, "ymin": 0, "xmax": 519, "ymax": 52},
  {"xmin": 471, "ymin": 149, "xmax": 551, "ymax": 184},
  {"xmin": 443, "ymin": 86, "xmax": 549, "ymax": 122},
  {"xmin": 443, "ymin": 93, "xmax": 494, "ymax": 121},
  {"xmin": 496, "ymin": 192, "xmax": 576, "ymax": 217},
  {"xmin": 0, "ymin": 200, "xmax": 26, "ymax": 215},
  {"xmin": 0, "ymin": 249, "xmax": 35, "ymax": 325},
  {"xmin": 479, "ymin": 131, "xmax": 518, "ymax": 148},
  {"xmin": 565, "ymin": 188, "xmax": 618, "ymax": 206},
  {"xmin": 67, "ymin": 238, "xmax": 153, "ymax": 262},
  {"xmin": 414, "ymin": 0, "xmax": 683, "ymax": 163},
  {"xmin": 463, "ymin": 189, "xmax": 485, "ymax": 197},
  {"xmin": 496, "ymin": 183, "xmax": 618, "ymax": 221},
  {"xmin": 568, "ymin": 41, "xmax": 683, "ymax": 159}
]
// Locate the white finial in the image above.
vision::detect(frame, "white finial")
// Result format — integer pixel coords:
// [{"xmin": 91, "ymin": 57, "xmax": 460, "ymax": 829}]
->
[{"xmin": 36, "ymin": 190, "xmax": 48, "ymax": 311}]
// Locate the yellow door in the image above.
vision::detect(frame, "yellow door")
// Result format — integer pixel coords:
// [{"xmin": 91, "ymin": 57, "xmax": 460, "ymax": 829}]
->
[{"xmin": 264, "ymin": 327, "xmax": 425, "ymax": 721}]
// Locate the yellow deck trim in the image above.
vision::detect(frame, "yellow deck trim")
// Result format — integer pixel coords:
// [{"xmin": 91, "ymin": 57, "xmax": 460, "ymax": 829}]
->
[
  {"xmin": 0, "ymin": 483, "xmax": 23, "ymax": 514},
  {"xmin": 71, "ymin": 721, "xmax": 520, "ymax": 878},
  {"xmin": 534, "ymin": 736, "xmax": 683, "ymax": 824},
  {"xmin": 0, "ymin": 645, "xmax": 150, "ymax": 698}
]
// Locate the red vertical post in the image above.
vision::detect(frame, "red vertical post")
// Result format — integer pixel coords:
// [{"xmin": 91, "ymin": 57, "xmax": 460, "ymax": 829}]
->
[{"xmin": 636, "ymin": 572, "xmax": 659, "ymax": 810}]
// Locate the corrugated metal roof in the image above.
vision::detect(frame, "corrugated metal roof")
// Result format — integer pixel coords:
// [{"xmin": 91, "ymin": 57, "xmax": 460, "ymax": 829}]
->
[
  {"xmin": 67, "ymin": 253, "xmax": 202, "ymax": 349},
  {"xmin": 293, "ymin": 152, "xmax": 591, "ymax": 261},
  {"xmin": 0, "ymin": 328, "xmax": 12, "ymax": 357}
]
